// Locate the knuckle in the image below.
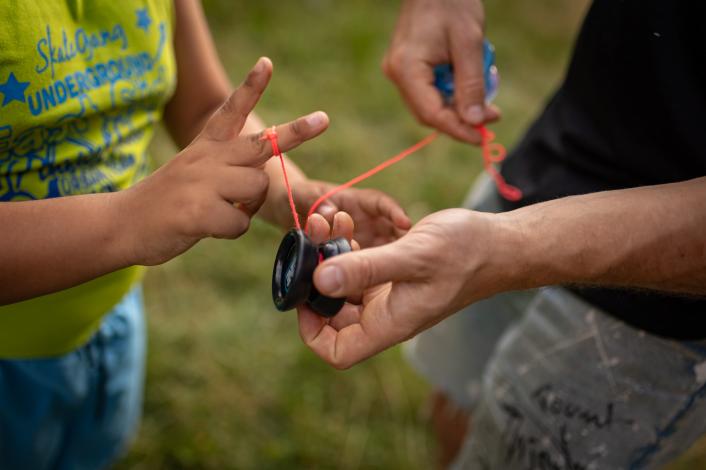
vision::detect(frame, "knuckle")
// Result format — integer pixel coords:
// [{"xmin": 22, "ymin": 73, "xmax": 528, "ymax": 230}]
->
[
  {"xmin": 181, "ymin": 198, "xmax": 209, "ymax": 236},
  {"xmin": 416, "ymin": 108, "xmax": 436, "ymax": 126},
  {"xmin": 176, "ymin": 146, "xmax": 202, "ymax": 166},
  {"xmin": 464, "ymin": 24, "xmax": 484, "ymax": 43},
  {"xmin": 415, "ymin": 251, "xmax": 437, "ymax": 278},
  {"xmin": 282, "ymin": 122, "xmax": 305, "ymax": 150},
  {"xmin": 206, "ymin": 219, "xmax": 226, "ymax": 239},
  {"xmin": 357, "ymin": 254, "xmax": 378, "ymax": 289},
  {"xmin": 456, "ymin": 76, "xmax": 485, "ymax": 99},
  {"xmin": 476, "ymin": 13, "xmax": 486, "ymax": 30},
  {"xmin": 381, "ymin": 56, "xmax": 391, "ymax": 78},
  {"xmin": 330, "ymin": 355, "xmax": 352, "ymax": 370},
  {"xmin": 237, "ymin": 215, "xmax": 251, "ymax": 235},
  {"xmin": 467, "ymin": 134, "xmax": 482, "ymax": 145},
  {"xmin": 290, "ymin": 118, "xmax": 304, "ymax": 139},
  {"xmin": 377, "ymin": 192, "xmax": 393, "ymax": 208},
  {"xmin": 380, "ymin": 54, "xmax": 394, "ymax": 80},
  {"xmin": 226, "ymin": 214, "xmax": 250, "ymax": 238},
  {"xmin": 332, "ymin": 361, "xmax": 351, "ymax": 371},
  {"xmin": 247, "ymin": 132, "xmax": 268, "ymax": 158},
  {"xmin": 242, "ymin": 69, "xmax": 257, "ymax": 90},
  {"xmin": 252, "ymin": 170, "xmax": 270, "ymax": 195},
  {"xmin": 384, "ymin": 50, "xmax": 406, "ymax": 79},
  {"xmin": 220, "ymin": 94, "xmax": 238, "ymax": 116}
]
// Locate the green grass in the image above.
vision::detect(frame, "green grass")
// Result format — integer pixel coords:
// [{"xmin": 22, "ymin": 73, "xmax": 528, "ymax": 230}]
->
[{"xmin": 116, "ymin": 0, "xmax": 706, "ymax": 468}]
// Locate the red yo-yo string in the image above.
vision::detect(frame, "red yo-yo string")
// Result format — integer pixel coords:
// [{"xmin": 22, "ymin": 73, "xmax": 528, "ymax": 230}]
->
[
  {"xmin": 477, "ymin": 126, "xmax": 522, "ymax": 201},
  {"xmin": 263, "ymin": 124, "xmax": 520, "ymax": 232},
  {"xmin": 304, "ymin": 132, "xmax": 439, "ymax": 231},
  {"xmin": 261, "ymin": 126, "xmax": 301, "ymax": 230}
]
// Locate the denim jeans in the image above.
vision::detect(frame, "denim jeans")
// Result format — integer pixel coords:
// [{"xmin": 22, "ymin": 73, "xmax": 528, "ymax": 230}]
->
[{"xmin": 0, "ymin": 287, "xmax": 146, "ymax": 470}]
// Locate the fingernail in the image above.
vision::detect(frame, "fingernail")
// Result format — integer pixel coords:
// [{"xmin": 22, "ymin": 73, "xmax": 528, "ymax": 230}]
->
[
  {"xmin": 464, "ymin": 105, "xmax": 485, "ymax": 125},
  {"xmin": 317, "ymin": 265, "xmax": 343, "ymax": 294},
  {"xmin": 306, "ymin": 111, "xmax": 326, "ymax": 128}
]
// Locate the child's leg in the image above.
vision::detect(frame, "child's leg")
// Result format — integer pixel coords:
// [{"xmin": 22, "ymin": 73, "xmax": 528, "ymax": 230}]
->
[{"xmin": 0, "ymin": 286, "xmax": 146, "ymax": 470}]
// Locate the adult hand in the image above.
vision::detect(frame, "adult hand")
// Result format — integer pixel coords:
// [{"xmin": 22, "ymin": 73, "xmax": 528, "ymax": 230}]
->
[
  {"xmin": 383, "ymin": 0, "xmax": 500, "ymax": 144},
  {"xmin": 297, "ymin": 208, "xmax": 519, "ymax": 369},
  {"xmin": 118, "ymin": 57, "xmax": 329, "ymax": 266}
]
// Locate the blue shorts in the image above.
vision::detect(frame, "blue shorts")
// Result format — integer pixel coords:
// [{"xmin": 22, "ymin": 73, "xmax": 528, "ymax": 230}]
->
[{"xmin": 0, "ymin": 286, "xmax": 146, "ymax": 470}]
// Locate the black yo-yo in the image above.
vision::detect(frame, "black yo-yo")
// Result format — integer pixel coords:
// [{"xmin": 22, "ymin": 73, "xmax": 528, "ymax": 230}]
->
[{"xmin": 272, "ymin": 229, "xmax": 351, "ymax": 317}]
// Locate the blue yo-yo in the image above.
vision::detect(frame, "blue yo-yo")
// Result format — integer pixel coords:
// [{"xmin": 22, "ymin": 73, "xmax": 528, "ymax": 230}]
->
[{"xmin": 433, "ymin": 39, "xmax": 499, "ymax": 103}]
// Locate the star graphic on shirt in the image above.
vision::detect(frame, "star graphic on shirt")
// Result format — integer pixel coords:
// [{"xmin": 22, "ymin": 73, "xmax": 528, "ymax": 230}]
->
[
  {"xmin": 136, "ymin": 8, "xmax": 152, "ymax": 32},
  {"xmin": 0, "ymin": 72, "xmax": 30, "ymax": 107}
]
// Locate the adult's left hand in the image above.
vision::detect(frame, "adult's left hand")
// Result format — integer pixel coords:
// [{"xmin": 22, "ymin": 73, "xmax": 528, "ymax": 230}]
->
[
  {"xmin": 297, "ymin": 208, "xmax": 519, "ymax": 369},
  {"xmin": 383, "ymin": 0, "xmax": 500, "ymax": 144}
]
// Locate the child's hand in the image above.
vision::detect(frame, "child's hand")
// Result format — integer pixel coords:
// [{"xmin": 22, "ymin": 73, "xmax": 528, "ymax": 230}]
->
[
  {"xmin": 271, "ymin": 181, "xmax": 411, "ymax": 248},
  {"xmin": 306, "ymin": 211, "xmax": 359, "ymax": 249},
  {"xmin": 306, "ymin": 183, "xmax": 411, "ymax": 248},
  {"xmin": 118, "ymin": 58, "xmax": 329, "ymax": 266}
]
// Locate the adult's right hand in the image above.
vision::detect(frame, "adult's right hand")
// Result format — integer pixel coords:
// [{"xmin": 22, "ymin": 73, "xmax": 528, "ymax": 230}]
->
[
  {"xmin": 383, "ymin": 0, "xmax": 499, "ymax": 144},
  {"xmin": 298, "ymin": 208, "xmax": 521, "ymax": 369}
]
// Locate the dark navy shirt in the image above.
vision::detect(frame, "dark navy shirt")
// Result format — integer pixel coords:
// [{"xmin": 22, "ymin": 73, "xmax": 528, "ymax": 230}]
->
[{"xmin": 501, "ymin": 0, "xmax": 706, "ymax": 339}]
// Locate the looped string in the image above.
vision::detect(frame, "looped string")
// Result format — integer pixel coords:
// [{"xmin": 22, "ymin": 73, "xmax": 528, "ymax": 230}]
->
[
  {"xmin": 477, "ymin": 126, "xmax": 522, "ymax": 202},
  {"xmin": 265, "ymin": 125, "xmax": 521, "ymax": 231}
]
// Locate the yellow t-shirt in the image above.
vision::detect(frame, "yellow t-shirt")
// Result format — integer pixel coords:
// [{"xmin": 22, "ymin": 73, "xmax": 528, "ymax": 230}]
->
[{"xmin": 0, "ymin": 0, "xmax": 176, "ymax": 357}]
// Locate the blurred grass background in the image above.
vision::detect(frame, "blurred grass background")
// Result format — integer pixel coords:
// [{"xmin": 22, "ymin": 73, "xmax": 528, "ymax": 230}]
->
[{"xmin": 116, "ymin": 0, "xmax": 706, "ymax": 468}]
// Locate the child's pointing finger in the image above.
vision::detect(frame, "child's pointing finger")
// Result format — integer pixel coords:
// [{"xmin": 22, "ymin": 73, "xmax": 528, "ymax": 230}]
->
[{"xmin": 205, "ymin": 57, "xmax": 273, "ymax": 141}]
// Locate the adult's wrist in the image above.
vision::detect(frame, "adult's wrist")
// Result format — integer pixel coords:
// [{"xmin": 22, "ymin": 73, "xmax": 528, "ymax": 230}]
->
[
  {"xmin": 494, "ymin": 203, "xmax": 587, "ymax": 293},
  {"xmin": 482, "ymin": 210, "xmax": 543, "ymax": 294}
]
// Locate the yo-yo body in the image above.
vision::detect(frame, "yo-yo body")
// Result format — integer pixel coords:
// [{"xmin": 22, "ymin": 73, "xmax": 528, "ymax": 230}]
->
[
  {"xmin": 433, "ymin": 39, "xmax": 499, "ymax": 103},
  {"xmin": 272, "ymin": 229, "xmax": 351, "ymax": 317}
]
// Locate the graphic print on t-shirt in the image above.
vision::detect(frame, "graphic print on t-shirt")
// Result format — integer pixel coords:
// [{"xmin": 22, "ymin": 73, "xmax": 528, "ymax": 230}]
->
[{"xmin": 0, "ymin": 4, "xmax": 175, "ymax": 201}]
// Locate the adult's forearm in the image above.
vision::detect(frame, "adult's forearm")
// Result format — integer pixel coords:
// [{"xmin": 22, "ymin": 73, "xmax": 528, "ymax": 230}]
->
[
  {"xmin": 501, "ymin": 177, "xmax": 706, "ymax": 295},
  {"xmin": 295, "ymin": 176, "xmax": 706, "ymax": 369},
  {"xmin": 0, "ymin": 193, "xmax": 132, "ymax": 305}
]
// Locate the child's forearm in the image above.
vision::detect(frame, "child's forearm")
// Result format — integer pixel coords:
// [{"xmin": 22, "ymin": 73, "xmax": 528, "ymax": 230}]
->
[
  {"xmin": 1, "ymin": 58, "xmax": 329, "ymax": 306},
  {"xmin": 0, "ymin": 193, "xmax": 133, "ymax": 305}
]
